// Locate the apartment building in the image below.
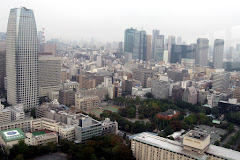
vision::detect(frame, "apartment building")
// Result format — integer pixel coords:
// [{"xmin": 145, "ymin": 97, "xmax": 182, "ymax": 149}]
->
[{"xmin": 75, "ymin": 94, "xmax": 100, "ymax": 110}]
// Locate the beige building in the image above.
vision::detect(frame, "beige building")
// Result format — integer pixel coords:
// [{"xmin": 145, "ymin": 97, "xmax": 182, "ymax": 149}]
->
[
  {"xmin": 43, "ymin": 43, "xmax": 57, "ymax": 55},
  {"xmin": 0, "ymin": 102, "xmax": 11, "ymax": 125},
  {"xmin": 39, "ymin": 56, "xmax": 62, "ymax": 97},
  {"xmin": 25, "ymin": 131, "xmax": 58, "ymax": 146},
  {"xmin": 131, "ymin": 131, "xmax": 240, "ymax": 160},
  {"xmin": 75, "ymin": 94, "xmax": 100, "ymax": 110},
  {"xmin": 77, "ymin": 74, "xmax": 96, "ymax": 90}
]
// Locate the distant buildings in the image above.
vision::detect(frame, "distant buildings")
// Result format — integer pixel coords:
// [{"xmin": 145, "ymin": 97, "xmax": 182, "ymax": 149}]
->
[
  {"xmin": 213, "ymin": 39, "xmax": 224, "ymax": 69},
  {"xmin": 124, "ymin": 28, "xmax": 147, "ymax": 61},
  {"xmin": 196, "ymin": 38, "xmax": 209, "ymax": 66},
  {"xmin": 151, "ymin": 78, "xmax": 170, "ymax": 99},
  {"xmin": 6, "ymin": 7, "xmax": 39, "ymax": 110},
  {"xmin": 151, "ymin": 30, "xmax": 164, "ymax": 61}
]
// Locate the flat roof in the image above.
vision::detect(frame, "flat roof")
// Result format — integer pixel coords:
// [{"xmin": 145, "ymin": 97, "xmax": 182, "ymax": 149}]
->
[
  {"xmin": 32, "ymin": 130, "xmax": 49, "ymax": 136},
  {"xmin": 132, "ymin": 132, "xmax": 208, "ymax": 160},
  {"xmin": 184, "ymin": 130, "xmax": 209, "ymax": 141},
  {"xmin": 132, "ymin": 132, "xmax": 240, "ymax": 160},
  {"xmin": 0, "ymin": 128, "xmax": 26, "ymax": 142}
]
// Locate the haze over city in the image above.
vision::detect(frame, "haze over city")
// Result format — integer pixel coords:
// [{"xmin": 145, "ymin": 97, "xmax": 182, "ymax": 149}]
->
[
  {"xmin": 0, "ymin": 0, "xmax": 240, "ymax": 44},
  {"xmin": 2, "ymin": 1, "xmax": 240, "ymax": 160}
]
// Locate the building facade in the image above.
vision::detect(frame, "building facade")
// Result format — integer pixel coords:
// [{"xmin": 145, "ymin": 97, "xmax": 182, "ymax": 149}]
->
[{"xmin": 6, "ymin": 7, "xmax": 39, "ymax": 110}]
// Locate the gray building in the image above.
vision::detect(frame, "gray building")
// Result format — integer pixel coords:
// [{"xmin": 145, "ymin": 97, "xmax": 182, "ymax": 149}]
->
[
  {"xmin": 124, "ymin": 28, "xmax": 136, "ymax": 53},
  {"xmin": 196, "ymin": 38, "xmax": 209, "ymax": 66},
  {"xmin": 39, "ymin": 55, "xmax": 62, "ymax": 97},
  {"xmin": 6, "ymin": 7, "xmax": 39, "ymax": 110},
  {"xmin": 151, "ymin": 30, "xmax": 164, "ymax": 61},
  {"xmin": 151, "ymin": 79, "xmax": 170, "ymax": 99},
  {"xmin": 133, "ymin": 30, "xmax": 147, "ymax": 61},
  {"xmin": 167, "ymin": 35, "xmax": 176, "ymax": 63},
  {"xmin": 132, "ymin": 66, "xmax": 154, "ymax": 88},
  {"xmin": 212, "ymin": 72, "xmax": 230, "ymax": 91},
  {"xmin": 0, "ymin": 51, "xmax": 6, "ymax": 90},
  {"xmin": 213, "ymin": 39, "xmax": 224, "ymax": 69}
]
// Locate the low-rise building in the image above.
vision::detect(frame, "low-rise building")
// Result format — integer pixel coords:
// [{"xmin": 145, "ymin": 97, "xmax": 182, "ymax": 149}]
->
[
  {"xmin": 182, "ymin": 86, "xmax": 198, "ymax": 105},
  {"xmin": 156, "ymin": 109, "xmax": 180, "ymax": 120},
  {"xmin": 131, "ymin": 131, "xmax": 240, "ymax": 160},
  {"xmin": 0, "ymin": 128, "xmax": 26, "ymax": 147},
  {"xmin": 75, "ymin": 94, "xmax": 100, "ymax": 110}
]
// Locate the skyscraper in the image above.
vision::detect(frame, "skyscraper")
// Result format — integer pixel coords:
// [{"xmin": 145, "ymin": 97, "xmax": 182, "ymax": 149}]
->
[
  {"xmin": 146, "ymin": 35, "xmax": 151, "ymax": 61},
  {"xmin": 133, "ymin": 30, "xmax": 147, "ymax": 61},
  {"xmin": 168, "ymin": 35, "xmax": 176, "ymax": 63},
  {"xmin": 124, "ymin": 28, "xmax": 136, "ymax": 53},
  {"xmin": 170, "ymin": 44, "xmax": 192, "ymax": 63},
  {"xmin": 196, "ymin": 38, "xmax": 209, "ymax": 66},
  {"xmin": 213, "ymin": 39, "xmax": 224, "ymax": 69},
  {"xmin": 6, "ymin": 7, "xmax": 39, "ymax": 110},
  {"xmin": 152, "ymin": 30, "xmax": 164, "ymax": 61}
]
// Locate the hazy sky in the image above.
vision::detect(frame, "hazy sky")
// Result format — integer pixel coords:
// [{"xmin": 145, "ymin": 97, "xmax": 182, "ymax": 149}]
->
[{"xmin": 0, "ymin": 0, "xmax": 240, "ymax": 45}]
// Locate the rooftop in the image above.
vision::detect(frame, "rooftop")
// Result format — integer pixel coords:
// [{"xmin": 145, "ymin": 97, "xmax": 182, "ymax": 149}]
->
[
  {"xmin": 184, "ymin": 130, "xmax": 209, "ymax": 141},
  {"xmin": 0, "ymin": 128, "xmax": 26, "ymax": 142}
]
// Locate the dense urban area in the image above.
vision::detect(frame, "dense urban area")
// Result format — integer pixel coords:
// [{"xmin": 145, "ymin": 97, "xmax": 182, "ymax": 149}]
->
[{"xmin": 1, "ymin": 6, "xmax": 240, "ymax": 160}]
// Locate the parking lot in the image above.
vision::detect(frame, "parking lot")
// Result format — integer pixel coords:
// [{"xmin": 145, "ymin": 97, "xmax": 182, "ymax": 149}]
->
[{"xmin": 193, "ymin": 125, "xmax": 227, "ymax": 144}]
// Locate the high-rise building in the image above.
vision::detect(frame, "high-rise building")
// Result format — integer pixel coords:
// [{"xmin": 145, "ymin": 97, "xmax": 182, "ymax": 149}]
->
[
  {"xmin": 39, "ymin": 55, "xmax": 62, "ymax": 97},
  {"xmin": 213, "ymin": 39, "xmax": 224, "ymax": 69},
  {"xmin": 6, "ymin": 7, "xmax": 39, "ymax": 110},
  {"xmin": 196, "ymin": 38, "xmax": 209, "ymax": 66},
  {"xmin": 212, "ymin": 72, "xmax": 230, "ymax": 91},
  {"xmin": 151, "ymin": 30, "xmax": 164, "ymax": 61},
  {"xmin": 124, "ymin": 28, "xmax": 147, "ymax": 61},
  {"xmin": 146, "ymin": 35, "xmax": 151, "ymax": 61},
  {"xmin": 170, "ymin": 44, "xmax": 192, "ymax": 63},
  {"xmin": 177, "ymin": 36, "xmax": 182, "ymax": 44},
  {"xmin": 118, "ymin": 42, "xmax": 123, "ymax": 54},
  {"xmin": 38, "ymin": 31, "xmax": 44, "ymax": 52},
  {"xmin": 133, "ymin": 30, "xmax": 147, "ymax": 61},
  {"xmin": 167, "ymin": 35, "xmax": 176, "ymax": 63},
  {"xmin": 0, "ymin": 51, "xmax": 6, "ymax": 90},
  {"xmin": 96, "ymin": 55, "xmax": 102, "ymax": 67},
  {"xmin": 124, "ymin": 28, "xmax": 136, "ymax": 53}
]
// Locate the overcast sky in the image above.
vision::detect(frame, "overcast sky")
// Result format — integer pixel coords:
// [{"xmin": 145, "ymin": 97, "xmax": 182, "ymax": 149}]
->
[{"xmin": 0, "ymin": 0, "xmax": 240, "ymax": 45}]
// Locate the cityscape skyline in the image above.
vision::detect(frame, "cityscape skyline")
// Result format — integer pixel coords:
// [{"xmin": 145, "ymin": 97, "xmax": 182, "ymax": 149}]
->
[{"xmin": 0, "ymin": 0, "xmax": 240, "ymax": 45}]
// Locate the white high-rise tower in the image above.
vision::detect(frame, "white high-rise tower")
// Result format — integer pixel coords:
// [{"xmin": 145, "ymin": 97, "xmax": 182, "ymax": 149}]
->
[{"xmin": 6, "ymin": 7, "xmax": 39, "ymax": 110}]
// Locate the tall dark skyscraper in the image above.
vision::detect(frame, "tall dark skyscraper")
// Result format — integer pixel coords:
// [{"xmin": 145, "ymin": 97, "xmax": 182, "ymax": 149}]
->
[
  {"xmin": 124, "ymin": 28, "xmax": 136, "ymax": 53},
  {"xmin": 151, "ymin": 30, "xmax": 164, "ymax": 61},
  {"xmin": 168, "ymin": 35, "xmax": 176, "ymax": 63},
  {"xmin": 124, "ymin": 28, "xmax": 146, "ymax": 61},
  {"xmin": 6, "ymin": 7, "xmax": 39, "ymax": 110},
  {"xmin": 170, "ymin": 44, "xmax": 192, "ymax": 63},
  {"xmin": 213, "ymin": 39, "xmax": 224, "ymax": 69},
  {"xmin": 196, "ymin": 38, "xmax": 209, "ymax": 66}
]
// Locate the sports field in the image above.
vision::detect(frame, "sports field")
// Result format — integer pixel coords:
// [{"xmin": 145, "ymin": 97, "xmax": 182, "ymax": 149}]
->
[
  {"xmin": 87, "ymin": 109, "xmax": 103, "ymax": 117},
  {"xmin": 32, "ymin": 130, "xmax": 48, "ymax": 136},
  {"xmin": 102, "ymin": 106, "xmax": 120, "ymax": 112}
]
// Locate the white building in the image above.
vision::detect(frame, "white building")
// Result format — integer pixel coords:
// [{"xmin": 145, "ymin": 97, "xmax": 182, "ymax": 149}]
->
[{"xmin": 6, "ymin": 7, "xmax": 39, "ymax": 110}]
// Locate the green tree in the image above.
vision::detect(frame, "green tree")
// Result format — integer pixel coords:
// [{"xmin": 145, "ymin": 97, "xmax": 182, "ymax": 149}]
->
[
  {"xmin": 164, "ymin": 126, "xmax": 174, "ymax": 136},
  {"xmin": 127, "ymin": 107, "xmax": 136, "ymax": 118}
]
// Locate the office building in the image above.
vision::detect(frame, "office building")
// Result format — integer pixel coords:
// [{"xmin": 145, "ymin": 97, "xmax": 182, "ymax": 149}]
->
[
  {"xmin": 212, "ymin": 72, "xmax": 230, "ymax": 91},
  {"xmin": 133, "ymin": 30, "xmax": 147, "ymax": 61},
  {"xmin": 132, "ymin": 67, "xmax": 154, "ymax": 88},
  {"xmin": 96, "ymin": 55, "xmax": 103, "ymax": 67},
  {"xmin": 170, "ymin": 44, "xmax": 192, "ymax": 63},
  {"xmin": 125, "ymin": 52, "xmax": 133, "ymax": 63},
  {"xmin": 7, "ymin": 104, "xmax": 25, "ymax": 121},
  {"xmin": 0, "ymin": 51, "xmax": 6, "ymax": 90},
  {"xmin": 213, "ymin": 39, "xmax": 224, "ymax": 69},
  {"xmin": 181, "ymin": 58, "xmax": 195, "ymax": 69},
  {"xmin": 77, "ymin": 75, "xmax": 96, "ymax": 89},
  {"xmin": 39, "ymin": 55, "xmax": 62, "ymax": 97},
  {"xmin": 196, "ymin": 38, "xmax": 209, "ymax": 66},
  {"xmin": 6, "ymin": 7, "xmax": 39, "ymax": 110},
  {"xmin": 152, "ymin": 30, "xmax": 164, "ymax": 61},
  {"xmin": 75, "ymin": 94, "xmax": 100, "ymax": 110},
  {"xmin": 177, "ymin": 36, "xmax": 182, "ymax": 44},
  {"xmin": 146, "ymin": 35, "xmax": 151, "ymax": 61},
  {"xmin": 124, "ymin": 28, "xmax": 136, "ymax": 53},
  {"xmin": 167, "ymin": 35, "xmax": 176, "ymax": 63},
  {"xmin": 151, "ymin": 78, "xmax": 170, "ymax": 99},
  {"xmin": 118, "ymin": 42, "xmax": 123, "ymax": 54},
  {"xmin": 0, "ymin": 102, "xmax": 11, "ymax": 125},
  {"xmin": 131, "ymin": 131, "xmax": 240, "ymax": 160}
]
